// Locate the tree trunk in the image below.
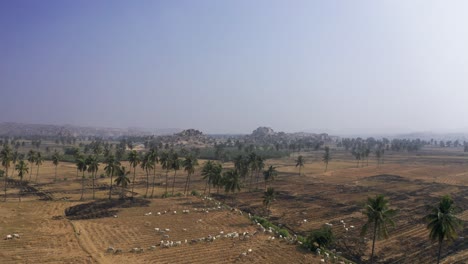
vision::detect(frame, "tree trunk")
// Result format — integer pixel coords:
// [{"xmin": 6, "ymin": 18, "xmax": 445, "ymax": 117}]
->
[
  {"xmin": 249, "ymin": 171, "xmax": 254, "ymax": 192},
  {"xmin": 18, "ymin": 177, "xmax": 22, "ymax": 202},
  {"xmin": 35, "ymin": 165, "xmax": 39, "ymax": 183},
  {"xmin": 109, "ymin": 169, "xmax": 113, "ymax": 200},
  {"xmin": 325, "ymin": 162, "xmax": 328, "ymax": 172},
  {"xmin": 256, "ymin": 170, "xmax": 260, "ymax": 190},
  {"xmin": 370, "ymin": 220, "xmax": 377, "ymax": 264},
  {"xmin": 165, "ymin": 170, "xmax": 169, "ymax": 194},
  {"xmin": 150, "ymin": 173, "xmax": 156, "ymax": 198},
  {"xmin": 55, "ymin": 166, "xmax": 57, "ymax": 181},
  {"xmin": 437, "ymin": 240, "xmax": 443, "ymax": 264},
  {"xmin": 3, "ymin": 166, "xmax": 7, "ymax": 202},
  {"xmin": 80, "ymin": 171, "xmax": 85, "ymax": 200},
  {"xmin": 184, "ymin": 173, "xmax": 189, "ymax": 196},
  {"xmin": 145, "ymin": 169, "xmax": 149, "ymax": 197},
  {"xmin": 204, "ymin": 180, "xmax": 208, "ymax": 194},
  {"xmin": 172, "ymin": 170, "xmax": 177, "ymax": 195},
  {"xmin": 29, "ymin": 163, "xmax": 33, "ymax": 181},
  {"xmin": 131, "ymin": 167, "xmax": 136, "ymax": 199},
  {"xmin": 92, "ymin": 171, "xmax": 95, "ymax": 199}
]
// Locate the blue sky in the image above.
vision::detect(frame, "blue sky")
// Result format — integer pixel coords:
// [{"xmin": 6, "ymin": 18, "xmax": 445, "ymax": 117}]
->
[{"xmin": 1, "ymin": 0, "xmax": 468, "ymax": 134}]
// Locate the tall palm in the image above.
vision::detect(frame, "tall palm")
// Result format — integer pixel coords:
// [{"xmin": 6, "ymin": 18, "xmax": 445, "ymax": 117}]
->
[
  {"xmin": 27, "ymin": 150, "xmax": 35, "ymax": 181},
  {"xmin": 104, "ymin": 154, "xmax": 120, "ymax": 200},
  {"xmin": 11, "ymin": 151, "xmax": 19, "ymax": 169},
  {"xmin": 263, "ymin": 187, "xmax": 276, "ymax": 215},
  {"xmin": 114, "ymin": 166, "xmax": 131, "ymax": 199},
  {"xmin": 263, "ymin": 165, "xmax": 277, "ymax": 191},
  {"xmin": 141, "ymin": 152, "xmax": 155, "ymax": 197},
  {"xmin": 170, "ymin": 152, "xmax": 181, "ymax": 195},
  {"xmin": 1, "ymin": 145, "xmax": 12, "ymax": 201},
  {"xmin": 76, "ymin": 157, "xmax": 87, "ymax": 200},
  {"xmin": 247, "ymin": 152, "xmax": 257, "ymax": 191},
  {"xmin": 34, "ymin": 152, "xmax": 43, "ymax": 183},
  {"xmin": 255, "ymin": 156, "xmax": 265, "ymax": 190},
  {"xmin": 223, "ymin": 169, "xmax": 241, "ymax": 202},
  {"xmin": 424, "ymin": 195, "xmax": 463, "ymax": 264},
  {"xmin": 360, "ymin": 194, "xmax": 397, "ymax": 264},
  {"xmin": 183, "ymin": 154, "xmax": 198, "ymax": 196},
  {"xmin": 15, "ymin": 159, "xmax": 28, "ymax": 202},
  {"xmin": 201, "ymin": 161, "xmax": 214, "ymax": 194},
  {"xmin": 295, "ymin": 155, "xmax": 305, "ymax": 176},
  {"xmin": 148, "ymin": 148, "xmax": 158, "ymax": 198},
  {"xmin": 322, "ymin": 147, "xmax": 331, "ymax": 172},
  {"xmin": 86, "ymin": 155, "xmax": 99, "ymax": 199},
  {"xmin": 159, "ymin": 151, "xmax": 170, "ymax": 194},
  {"xmin": 51, "ymin": 150, "xmax": 60, "ymax": 181},
  {"xmin": 201, "ymin": 161, "xmax": 222, "ymax": 195},
  {"xmin": 127, "ymin": 150, "xmax": 140, "ymax": 199}
]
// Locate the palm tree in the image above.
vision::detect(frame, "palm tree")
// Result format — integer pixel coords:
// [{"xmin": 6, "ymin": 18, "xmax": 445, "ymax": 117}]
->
[
  {"xmin": 27, "ymin": 150, "xmax": 35, "ymax": 181},
  {"xmin": 201, "ymin": 161, "xmax": 222, "ymax": 195},
  {"xmin": 159, "ymin": 151, "xmax": 170, "ymax": 195},
  {"xmin": 247, "ymin": 152, "xmax": 257, "ymax": 191},
  {"xmin": 141, "ymin": 152, "xmax": 154, "ymax": 197},
  {"xmin": 11, "ymin": 151, "xmax": 19, "ymax": 169},
  {"xmin": 263, "ymin": 187, "xmax": 276, "ymax": 216},
  {"xmin": 148, "ymin": 148, "xmax": 158, "ymax": 198},
  {"xmin": 127, "ymin": 150, "xmax": 140, "ymax": 199},
  {"xmin": 76, "ymin": 157, "xmax": 87, "ymax": 200},
  {"xmin": 360, "ymin": 194, "xmax": 397, "ymax": 264},
  {"xmin": 183, "ymin": 154, "xmax": 198, "ymax": 196},
  {"xmin": 86, "ymin": 155, "xmax": 99, "ymax": 199},
  {"xmin": 223, "ymin": 169, "xmax": 241, "ymax": 202},
  {"xmin": 201, "ymin": 160, "xmax": 214, "ymax": 194},
  {"xmin": 322, "ymin": 147, "xmax": 331, "ymax": 172},
  {"xmin": 51, "ymin": 150, "xmax": 60, "ymax": 181},
  {"xmin": 34, "ymin": 151, "xmax": 42, "ymax": 183},
  {"xmin": 255, "ymin": 156, "xmax": 265, "ymax": 190},
  {"xmin": 424, "ymin": 195, "xmax": 463, "ymax": 264},
  {"xmin": 1, "ymin": 145, "xmax": 12, "ymax": 201},
  {"xmin": 114, "ymin": 166, "xmax": 131, "ymax": 199},
  {"xmin": 263, "ymin": 165, "xmax": 277, "ymax": 191},
  {"xmin": 15, "ymin": 159, "xmax": 28, "ymax": 202},
  {"xmin": 295, "ymin": 155, "xmax": 305, "ymax": 176},
  {"xmin": 170, "ymin": 152, "xmax": 181, "ymax": 195},
  {"xmin": 104, "ymin": 154, "xmax": 120, "ymax": 200}
]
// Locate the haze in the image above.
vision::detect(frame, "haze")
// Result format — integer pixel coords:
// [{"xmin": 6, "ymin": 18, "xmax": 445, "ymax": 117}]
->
[{"xmin": 1, "ymin": 0, "xmax": 468, "ymax": 135}]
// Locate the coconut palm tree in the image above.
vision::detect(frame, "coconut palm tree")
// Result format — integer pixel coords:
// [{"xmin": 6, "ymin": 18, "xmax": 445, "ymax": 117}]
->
[
  {"xmin": 201, "ymin": 160, "xmax": 214, "ymax": 194},
  {"xmin": 148, "ymin": 148, "xmax": 158, "ymax": 198},
  {"xmin": 114, "ymin": 166, "xmax": 130, "ymax": 199},
  {"xmin": 201, "ymin": 161, "xmax": 222, "ymax": 195},
  {"xmin": 424, "ymin": 195, "xmax": 463, "ymax": 264},
  {"xmin": 86, "ymin": 155, "xmax": 99, "ymax": 199},
  {"xmin": 76, "ymin": 157, "xmax": 87, "ymax": 200},
  {"xmin": 159, "ymin": 151, "xmax": 170, "ymax": 195},
  {"xmin": 360, "ymin": 194, "xmax": 397, "ymax": 264},
  {"xmin": 34, "ymin": 151, "xmax": 42, "ymax": 183},
  {"xmin": 27, "ymin": 150, "xmax": 35, "ymax": 181},
  {"xmin": 183, "ymin": 154, "xmax": 198, "ymax": 196},
  {"xmin": 127, "ymin": 150, "xmax": 140, "ymax": 199},
  {"xmin": 51, "ymin": 150, "xmax": 60, "ymax": 181},
  {"xmin": 11, "ymin": 151, "xmax": 19, "ymax": 169},
  {"xmin": 15, "ymin": 159, "xmax": 28, "ymax": 202},
  {"xmin": 104, "ymin": 154, "xmax": 120, "ymax": 200},
  {"xmin": 263, "ymin": 165, "xmax": 277, "ymax": 191},
  {"xmin": 1, "ymin": 145, "xmax": 12, "ymax": 201},
  {"xmin": 247, "ymin": 152, "xmax": 257, "ymax": 191},
  {"xmin": 295, "ymin": 155, "xmax": 305, "ymax": 176},
  {"xmin": 170, "ymin": 152, "xmax": 181, "ymax": 195},
  {"xmin": 223, "ymin": 169, "xmax": 241, "ymax": 202},
  {"xmin": 322, "ymin": 147, "xmax": 331, "ymax": 172},
  {"xmin": 255, "ymin": 156, "xmax": 265, "ymax": 190},
  {"xmin": 263, "ymin": 187, "xmax": 276, "ymax": 216},
  {"xmin": 141, "ymin": 152, "xmax": 154, "ymax": 197}
]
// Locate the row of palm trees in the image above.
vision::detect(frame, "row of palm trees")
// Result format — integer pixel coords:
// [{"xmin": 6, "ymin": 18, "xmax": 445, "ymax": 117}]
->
[
  {"xmin": 294, "ymin": 147, "xmax": 332, "ymax": 175},
  {"xmin": 361, "ymin": 194, "xmax": 463, "ymax": 264}
]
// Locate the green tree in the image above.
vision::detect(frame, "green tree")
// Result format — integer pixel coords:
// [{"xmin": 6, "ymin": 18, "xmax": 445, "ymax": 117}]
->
[
  {"xmin": 159, "ymin": 151, "xmax": 170, "ymax": 195},
  {"xmin": 255, "ymin": 156, "xmax": 265, "ymax": 190},
  {"xmin": 182, "ymin": 154, "xmax": 198, "ymax": 196},
  {"xmin": 27, "ymin": 150, "xmax": 35, "ymax": 181},
  {"xmin": 34, "ymin": 151, "xmax": 43, "ymax": 183},
  {"xmin": 201, "ymin": 161, "xmax": 222, "ymax": 195},
  {"xmin": 307, "ymin": 226, "xmax": 335, "ymax": 249},
  {"xmin": 15, "ymin": 159, "xmax": 28, "ymax": 202},
  {"xmin": 51, "ymin": 150, "xmax": 61, "ymax": 181},
  {"xmin": 424, "ymin": 195, "xmax": 463, "ymax": 264},
  {"xmin": 223, "ymin": 169, "xmax": 241, "ymax": 201},
  {"xmin": 127, "ymin": 150, "xmax": 140, "ymax": 199},
  {"xmin": 104, "ymin": 154, "xmax": 120, "ymax": 200},
  {"xmin": 148, "ymin": 148, "xmax": 158, "ymax": 198},
  {"xmin": 86, "ymin": 155, "xmax": 99, "ymax": 199},
  {"xmin": 322, "ymin": 147, "xmax": 331, "ymax": 172},
  {"xmin": 360, "ymin": 194, "xmax": 397, "ymax": 264},
  {"xmin": 1, "ymin": 145, "xmax": 12, "ymax": 201},
  {"xmin": 247, "ymin": 152, "xmax": 257, "ymax": 191},
  {"xmin": 263, "ymin": 165, "xmax": 277, "ymax": 191},
  {"xmin": 170, "ymin": 152, "xmax": 181, "ymax": 195},
  {"xmin": 114, "ymin": 166, "xmax": 131, "ymax": 199},
  {"xmin": 263, "ymin": 187, "xmax": 276, "ymax": 215},
  {"xmin": 141, "ymin": 152, "xmax": 155, "ymax": 197},
  {"xmin": 295, "ymin": 155, "xmax": 305, "ymax": 176},
  {"xmin": 76, "ymin": 156, "xmax": 87, "ymax": 200}
]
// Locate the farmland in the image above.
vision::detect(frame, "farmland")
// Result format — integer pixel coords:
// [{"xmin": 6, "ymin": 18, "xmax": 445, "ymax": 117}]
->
[{"xmin": 1, "ymin": 144, "xmax": 467, "ymax": 263}]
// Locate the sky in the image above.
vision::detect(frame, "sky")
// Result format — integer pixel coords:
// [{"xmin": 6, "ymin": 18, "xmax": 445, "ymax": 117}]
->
[{"xmin": 1, "ymin": 0, "xmax": 468, "ymax": 135}]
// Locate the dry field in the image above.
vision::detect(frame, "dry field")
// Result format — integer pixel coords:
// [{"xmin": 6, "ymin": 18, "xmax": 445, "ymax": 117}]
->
[{"xmin": 1, "ymin": 147, "xmax": 468, "ymax": 263}]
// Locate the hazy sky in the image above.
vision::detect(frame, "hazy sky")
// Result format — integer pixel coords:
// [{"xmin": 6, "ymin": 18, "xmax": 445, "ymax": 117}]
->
[{"xmin": 2, "ymin": 1, "xmax": 468, "ymax": 135}]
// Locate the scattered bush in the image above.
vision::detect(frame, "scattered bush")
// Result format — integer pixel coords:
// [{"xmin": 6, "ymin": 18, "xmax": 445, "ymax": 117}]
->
[
  {"xmin": 307, "ymin": 226, "xmax": 335, "ymax": 250},
  {"xmin": 191, "ymin": 190, "xmax": 200, "ymax": 196}
]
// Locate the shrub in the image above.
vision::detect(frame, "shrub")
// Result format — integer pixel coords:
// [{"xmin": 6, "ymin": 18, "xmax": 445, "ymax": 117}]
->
[
  {"xmin": 191, "ymin": 190, "xmax": 200, "ymax": 196},
  {"xmin": 278, "ymin": 229, "xmax": 289, "ymax": 237},
  {"xmin": 307, "ymin": 226, "xmax": 335, "ymax": 250}
]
